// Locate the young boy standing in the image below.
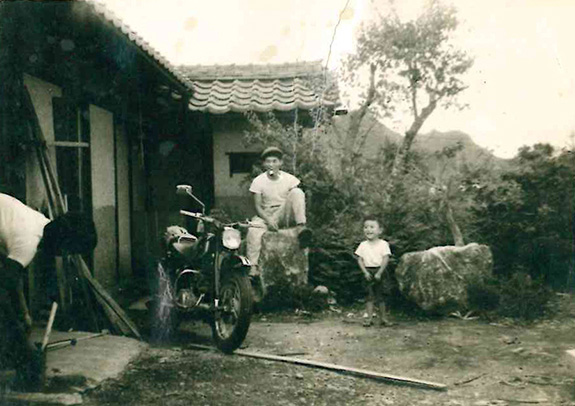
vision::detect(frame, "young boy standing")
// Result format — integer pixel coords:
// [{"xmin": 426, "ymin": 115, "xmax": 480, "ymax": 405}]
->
[{"xmin": 355, "ymin": 217, "xmax": 394, "ymax": 327}]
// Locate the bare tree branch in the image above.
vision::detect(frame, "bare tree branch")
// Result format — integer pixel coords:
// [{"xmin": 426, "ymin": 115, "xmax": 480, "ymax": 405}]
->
[{"xmin": 343, "ymin": 63, "xmax": 378, "ymax": 172}]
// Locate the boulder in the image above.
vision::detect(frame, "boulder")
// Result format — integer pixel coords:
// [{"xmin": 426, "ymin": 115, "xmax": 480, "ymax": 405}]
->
[
  {"xmin": 259, "ymin": 228, "xmax": 308, "ymax": 290},
  {"xmin": 395, "ymin": 243, "xmax": 493, "ymax": 314}
]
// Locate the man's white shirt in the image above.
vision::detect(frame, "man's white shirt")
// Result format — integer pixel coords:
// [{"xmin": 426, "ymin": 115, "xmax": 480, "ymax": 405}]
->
[
  {"xmin": 355, "ymin": 239, "xmax": 391, "ymax": 267},
  {"xmin": 0, "ymin": 193, "xmax": 50, "ymax": 268},
  {"xmin": 249, "ymin": 171, "xmax": 300, "ymax": 209}
]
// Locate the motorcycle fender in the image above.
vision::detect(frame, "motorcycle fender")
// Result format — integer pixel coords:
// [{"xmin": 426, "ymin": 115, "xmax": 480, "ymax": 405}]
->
[
  {"xmin": 224, "ymin": 255, "xmax": 251, "ymax": 271},
  {"xmin": 234, "ymin": 255, "xmax": 251, "ymax": 268}
]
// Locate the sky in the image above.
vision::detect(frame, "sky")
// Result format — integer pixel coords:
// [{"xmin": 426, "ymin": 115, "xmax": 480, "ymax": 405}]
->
[{"xmin": 100, "ymin": 0, "xmax": 575, "ymax": 158}]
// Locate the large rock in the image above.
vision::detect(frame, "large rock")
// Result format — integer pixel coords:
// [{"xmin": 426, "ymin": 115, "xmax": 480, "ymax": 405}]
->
[
  {"xmin": 259, "ymin": 228, "xmax": 308, "ymax": 289},
  {"xmin": 395, "ymin": 243, "xmax": 493, "ymax": 314}
]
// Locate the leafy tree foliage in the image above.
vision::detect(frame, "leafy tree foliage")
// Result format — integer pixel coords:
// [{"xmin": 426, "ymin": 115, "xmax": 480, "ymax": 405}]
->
[{"xmin": 342, "ymin": 0, "xmax": 473, "ymax": 185}]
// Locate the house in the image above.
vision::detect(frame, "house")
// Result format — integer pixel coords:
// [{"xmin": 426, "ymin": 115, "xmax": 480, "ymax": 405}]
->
[
  {"xmin": 0, "ymin": 1, "xmax": 338, "ymax": 308},
  {"xmin": 179, "ymin": 61, "xmax": 339, "ymax": 218},
  {"xmin": 0, "ymin": 0, "xmax": 197, "ymax": 294}
]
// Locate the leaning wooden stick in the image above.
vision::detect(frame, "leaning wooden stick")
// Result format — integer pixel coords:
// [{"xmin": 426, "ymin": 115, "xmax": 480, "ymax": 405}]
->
[
  {"xmin": 41, "ymin": 302, "xmax": 58, "ymax": 352},
  {"xmin": 46, "ymin": 330, "xmax": 110, "ymax": 351}
]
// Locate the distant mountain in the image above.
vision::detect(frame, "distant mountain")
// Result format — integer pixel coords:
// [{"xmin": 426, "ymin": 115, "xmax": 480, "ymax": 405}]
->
[
  {"xmin": 331, "ymin": 111, "xmax": 508, "ymax": 169},
  {"xmin": 415, "ymin": 130, "xmax": 508, "ymax": 168}
]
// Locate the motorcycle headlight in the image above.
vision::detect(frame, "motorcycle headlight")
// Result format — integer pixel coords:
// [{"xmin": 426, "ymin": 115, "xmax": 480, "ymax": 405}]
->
[{"xmin": 222, "ymin": 227, "xmax": 241, "ymax": 250}]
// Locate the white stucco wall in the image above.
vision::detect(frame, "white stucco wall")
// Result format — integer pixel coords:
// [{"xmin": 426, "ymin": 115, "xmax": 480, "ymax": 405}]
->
[
  {"xmin": 23, "ymin": 74, "xmax": 61, "ymax": 211},
  {"xmin": 90, "ymin": 104, "xmax": 118, "ymax": 286},
  {"xmin": 213, "ymin": 130, "xmax": 254, "ymax": 198},
  {"xmin": 115, "ymin": 122, "xmax": 132, "ymax": 279},
  {"xmin": 212, "ymin": 116, "xmax": 259, "ymax": 218}
]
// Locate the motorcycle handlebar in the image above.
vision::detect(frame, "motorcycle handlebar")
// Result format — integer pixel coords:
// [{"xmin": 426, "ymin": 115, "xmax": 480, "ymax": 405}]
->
[
  {"xmin": 179, "ymin": 210, "xmax": 214, "ymax": 222},
  {"xmin": 179, "ymin": 210, "xmax": 264, "ymax": 229}
]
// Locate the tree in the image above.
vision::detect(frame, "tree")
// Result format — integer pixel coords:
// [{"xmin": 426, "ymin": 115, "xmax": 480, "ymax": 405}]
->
[{"xmin": 342, "ymin": 0, "xmax": 473, "ymax": 192}]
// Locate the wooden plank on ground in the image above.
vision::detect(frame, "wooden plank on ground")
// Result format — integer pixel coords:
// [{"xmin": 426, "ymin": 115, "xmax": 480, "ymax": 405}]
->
[
  {"xmin": 0, "ymin": 392, "xmax": 82, "ymax": 405},
  {"xmin": 187, "ymin": 344, "xmax": 447, "ymax": 391}
]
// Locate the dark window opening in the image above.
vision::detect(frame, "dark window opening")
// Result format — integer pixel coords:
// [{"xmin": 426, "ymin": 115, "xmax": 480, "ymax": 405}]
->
[
  {"xmin": 227, "ymin": 152, "xmax": 260, "ymax": 176},
  {"xmin": 52, "ymin": 97, "xmax": 93, "ymax": 268}
]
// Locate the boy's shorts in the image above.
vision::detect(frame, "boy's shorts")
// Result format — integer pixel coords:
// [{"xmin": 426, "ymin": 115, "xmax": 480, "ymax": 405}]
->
[{"xmin": 363, "ymin": 267, "xmax": 394, "ymax": 303}]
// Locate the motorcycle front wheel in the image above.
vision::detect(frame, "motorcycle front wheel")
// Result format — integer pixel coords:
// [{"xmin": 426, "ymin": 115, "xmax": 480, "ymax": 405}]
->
[{"xmin": 211, "ymin": 272, "xmax": 253, "ymax": 353}]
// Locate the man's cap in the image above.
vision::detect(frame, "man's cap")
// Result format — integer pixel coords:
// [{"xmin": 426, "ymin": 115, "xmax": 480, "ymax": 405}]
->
[{"xmin": 261, "ymin": 147, "xmax": 283, "ymax": 160}]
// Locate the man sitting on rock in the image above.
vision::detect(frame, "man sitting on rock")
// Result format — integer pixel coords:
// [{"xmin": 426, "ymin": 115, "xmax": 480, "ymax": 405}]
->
[{"xmin": 246, "ymin": 147, "xmax": 312, "ymax": 278}]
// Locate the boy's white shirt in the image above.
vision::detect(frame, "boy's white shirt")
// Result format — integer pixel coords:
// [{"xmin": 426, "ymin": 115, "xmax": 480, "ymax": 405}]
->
[
  {"xmin": 249, "ymin": 170, "xmax": 300, "ymax": 209},
  {"xmin": 355, "ymin": 239, "xmax": 391, "ymax": 267},
  {"xmin": 0, "ymin": 193, "xmax": 51, "ymax": 268}
]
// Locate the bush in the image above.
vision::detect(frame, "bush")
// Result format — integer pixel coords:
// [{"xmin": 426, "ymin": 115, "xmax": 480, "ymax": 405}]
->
[
  {"xmin": 260, "ymin": 280, "xmax": 329, "ymax": 313},
  {"xmin": 467, "ymin": 272, "xmax": 553, "ymax": 320},
  {"xmin": 497, "ymin": 272, "xmax": 553, "ymax": 320},
  {"xmin": 467, "ymin": 277, "xmax": 501, "ymax": 313}
]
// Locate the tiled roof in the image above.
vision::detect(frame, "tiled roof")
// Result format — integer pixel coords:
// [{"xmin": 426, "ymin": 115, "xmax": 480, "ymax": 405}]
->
[
  {"xmin": 180, "ymin": 61, "xmax": 339, "ymax": 114},
  {"xmin": 78, "ymin": 0, "xmax": 194, "ymax": 90}
]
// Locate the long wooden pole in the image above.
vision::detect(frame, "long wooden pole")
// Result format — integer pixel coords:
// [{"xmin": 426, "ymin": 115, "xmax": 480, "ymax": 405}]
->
[{"xmin": 187, "ymin": 344, "xmax": 447, "ymax": 391}]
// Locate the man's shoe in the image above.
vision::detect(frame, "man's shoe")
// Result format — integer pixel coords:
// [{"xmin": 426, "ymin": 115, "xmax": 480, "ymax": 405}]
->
[{"xmin": 297, "ymin": 227, "xmax": 313, "ymax": 249}]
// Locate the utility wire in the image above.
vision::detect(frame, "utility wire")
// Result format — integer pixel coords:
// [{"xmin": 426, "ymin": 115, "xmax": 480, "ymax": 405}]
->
[
  {"xmin": 314, "ymin": 0, "xmax": 352, "ymax": 135},
  {"xmin": 325, "ymin": 0, "xmax": 351, "ymax": 77}
]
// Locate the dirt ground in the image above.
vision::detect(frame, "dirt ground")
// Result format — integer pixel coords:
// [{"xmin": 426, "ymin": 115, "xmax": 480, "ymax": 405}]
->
[{"xmin": 83, "ymin": 294, "xmax": 575, "ymax": 406}]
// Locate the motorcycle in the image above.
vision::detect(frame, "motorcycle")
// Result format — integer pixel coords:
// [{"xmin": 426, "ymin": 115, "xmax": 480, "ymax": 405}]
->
[{"xmin": 148, "ymin": 184, "xmax": 255, "ymax": 353}]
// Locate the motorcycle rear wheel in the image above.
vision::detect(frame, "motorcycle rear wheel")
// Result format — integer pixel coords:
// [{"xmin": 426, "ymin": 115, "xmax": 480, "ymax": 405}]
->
[{"xmin": 211, "ymin": 272, "xmax": 253, "ymax": 353}]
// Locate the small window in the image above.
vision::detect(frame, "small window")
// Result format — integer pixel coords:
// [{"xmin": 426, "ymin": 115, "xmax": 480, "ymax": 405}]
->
[{"xmin": 227, "ymin": 152, "xmax": 260, "ymax": 176}]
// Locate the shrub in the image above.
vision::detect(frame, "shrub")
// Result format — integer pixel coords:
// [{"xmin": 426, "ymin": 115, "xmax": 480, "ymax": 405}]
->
[
  {"xmin": 467, "ymin": 277, "xmax": 501, "ymax": 313},
  {"xmin": 260, "ymin": 280, "xmax": 329, "ymax": 313},
  {"xmin": 468, "ymin": 272, "xmax": 552, "ymax": 320},
  {"xmin": 497, "ymin": 272, "xmax": 553, "ymax": 320}
]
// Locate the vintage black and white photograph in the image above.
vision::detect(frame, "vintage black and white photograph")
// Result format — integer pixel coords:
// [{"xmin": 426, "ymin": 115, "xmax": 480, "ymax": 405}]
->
[{"xmin": 0, "ymin": 0, "xmax": 574, "ymax": 404}]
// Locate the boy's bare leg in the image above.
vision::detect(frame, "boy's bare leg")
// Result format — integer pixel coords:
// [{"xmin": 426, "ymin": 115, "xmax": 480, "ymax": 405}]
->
[
  {"xmin": 363, "ymin": 301, "xmax": 374, "ymax": 326},
  {"xmin": 377, "ymin": 302, "xmax": 395, "ymax": 327},
  {"xmin": 363, "ymin": 280, "xmax": 375, "ymax": 327}
]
